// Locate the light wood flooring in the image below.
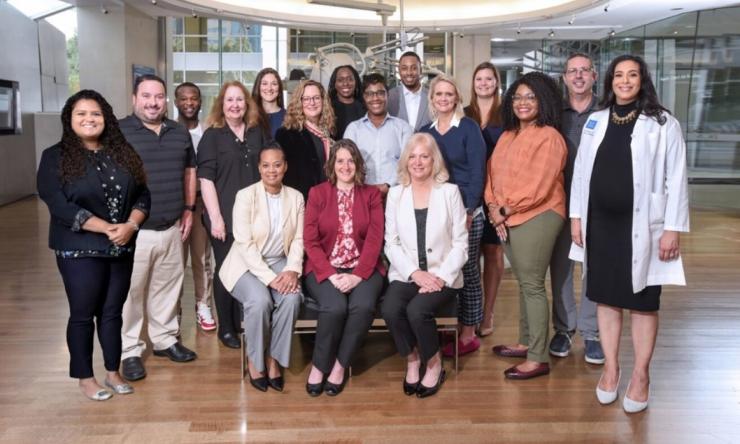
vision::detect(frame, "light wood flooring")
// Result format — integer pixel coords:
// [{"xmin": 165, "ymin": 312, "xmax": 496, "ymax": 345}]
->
[{"xmin": 1, "ymin": 197, "xmax": 739, "ymax": 443}]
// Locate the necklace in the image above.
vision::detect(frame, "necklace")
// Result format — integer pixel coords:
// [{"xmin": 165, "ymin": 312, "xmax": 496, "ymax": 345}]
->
[{"xmin": 611, "ymin": 108, "xmax": 638, "ymax": 125}]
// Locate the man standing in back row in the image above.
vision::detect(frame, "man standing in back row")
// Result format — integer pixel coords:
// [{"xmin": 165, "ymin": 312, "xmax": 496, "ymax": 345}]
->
[
  {"xmin": 174, "ymin": 82, "xmax": 216, "ymax": 332},
  {"xmin": 388, "ymin": 51, "xmax": 432, "ymax": 131},
  {"xmin": 549, "ymin": 53, "xmax": 604, "ymax": 364},
  {"xmin": 119, "ymin": 74, "xmax": 198, "ymax": 381}
]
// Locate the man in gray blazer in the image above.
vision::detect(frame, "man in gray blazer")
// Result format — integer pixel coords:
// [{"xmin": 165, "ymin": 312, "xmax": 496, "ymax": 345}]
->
[{"xmin": 388, "ymin": 51, "xmax": 432, "ymax": 131}]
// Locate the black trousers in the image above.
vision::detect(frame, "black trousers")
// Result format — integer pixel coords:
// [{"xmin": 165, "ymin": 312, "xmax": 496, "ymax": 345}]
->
[
  {"xmin": 56, "ymin": 255, "xmax": 134, "ymax": 379},
  {"xmin": 381, "ymin": 281, "xmax": 456, "ymax": 362},
  {"xmin": 210, "ymin": 233, "xmax": 242, "ymax": 337},
  {"xmin": 304, "ymin": 270, "xmax": 384, "ymax": 374}
]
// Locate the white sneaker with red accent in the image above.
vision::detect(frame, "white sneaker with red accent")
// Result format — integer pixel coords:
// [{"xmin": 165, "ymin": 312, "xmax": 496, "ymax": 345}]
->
[{"xmin": 196, "ymin": 303, "xmax": 216, "ymax": 331}]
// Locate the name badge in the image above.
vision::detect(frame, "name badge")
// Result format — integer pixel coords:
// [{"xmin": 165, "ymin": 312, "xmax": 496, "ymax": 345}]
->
[{"xmin": 585, "ymin": 119, "xmax": 598, "ymax": 129}]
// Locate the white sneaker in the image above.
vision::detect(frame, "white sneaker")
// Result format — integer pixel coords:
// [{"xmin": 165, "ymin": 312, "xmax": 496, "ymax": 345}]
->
[{"xmin": 196, "ymin": 303, "xmax": 216, "ymax": 331}]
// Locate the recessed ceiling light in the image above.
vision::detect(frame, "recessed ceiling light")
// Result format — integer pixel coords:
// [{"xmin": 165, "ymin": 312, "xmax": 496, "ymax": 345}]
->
[{"xmin": 670, "ymin": 7, "xmax": 683, "ymax": 11}]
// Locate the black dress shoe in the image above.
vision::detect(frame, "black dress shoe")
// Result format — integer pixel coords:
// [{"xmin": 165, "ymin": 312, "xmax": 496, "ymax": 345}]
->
[
  {"xmin": 153, "ymin": 342, "xmax": 197, "ymax": 362},
  {"xmin": 417, "ymin": 369, "xmax": 446, "ymax": 398},
  {"xmin": 268, "ymin": 376, "xmax": 284, "ymax": 392},
  {"xmin": 219, "ymin": 332, "xmax": 241, "ymax": 349},
  {"xmin": 121, "ymin": 357, "xmax": 146, "ymax": 381},
  {"xmin": 249, "ymin": 374, "xmax": 269, "ymax": 392},
  {"xmin": 306, "ymin": 379, "xmax": 324, "ymax": 397},
  {"xmin": 403, "ymin": 379, "xmax": 420, "ymax": 396},
  {"xmin": 324, "ymin": 373, "xmax": 348, "ymax": 397}
]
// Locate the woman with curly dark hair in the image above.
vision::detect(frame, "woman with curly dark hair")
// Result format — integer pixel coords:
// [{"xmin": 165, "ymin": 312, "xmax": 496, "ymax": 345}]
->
[
  {"xmin": 252, "ymin": 68, "xmax": 286, "ymax": 139},
  {"xmin": 328, "ymin": 65, "xmax": 365, "ymax": 138},
  {"xmin": 484, "ymin": 72, "xmax": 567, "ymax": 380},
  {"xmin": 570, "ymin": 55, "xmax": 689, "ymax": 412},
  {"xmin": 37, "ymin": 89, "xmax": 150, "ymax": 400}
]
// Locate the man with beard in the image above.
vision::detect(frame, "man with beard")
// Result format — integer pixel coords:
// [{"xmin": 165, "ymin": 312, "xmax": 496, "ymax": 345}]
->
[
  {"xmin": 388, "ymin": 51, "xmax": 432, "ymax": 131},
  {"xmin": 344, "ymin": 73, "xmax": 412, "ymax": 196},
  {"xmin": 548, "ymin": 53, "xmax": 604, "ymax": 365},
  {"xmin": 119, "ymin": 74, "xmax": 198, "ymax": 381},
  {"xmin": 175, "ymin": 82, "xmax": 216, "ymax": 332}
]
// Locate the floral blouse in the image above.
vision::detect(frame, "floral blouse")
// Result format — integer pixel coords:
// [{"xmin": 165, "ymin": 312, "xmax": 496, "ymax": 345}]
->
[{"xmin": 329, "ymin": 187, "xmax": 360, "ymax": 269}]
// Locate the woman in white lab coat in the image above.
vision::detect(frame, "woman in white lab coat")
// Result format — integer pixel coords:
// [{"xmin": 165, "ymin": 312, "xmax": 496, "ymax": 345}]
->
[{"xmin": 569, "ymin": 55, "xmax": 689, "ymax": 413}]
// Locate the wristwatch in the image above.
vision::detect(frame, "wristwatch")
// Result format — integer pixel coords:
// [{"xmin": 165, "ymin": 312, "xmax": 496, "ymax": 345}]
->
[{"xmin": 184, "ymin": 204, "xmax": 196, "ymax": 212}]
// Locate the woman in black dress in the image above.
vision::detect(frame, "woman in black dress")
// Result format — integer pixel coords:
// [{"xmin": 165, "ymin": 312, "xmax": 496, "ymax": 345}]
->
[
  {"xmin": 198, "ymin": 81, "xmax": 266, "ymax": 349},
  {"xmin": 328, "ymin": 65, "xmax": 365, "ymax": 138},
  {"xmin": 37, "ymin": 90, "xmax": 150, "ymax": 400},
  {"xmin": 570, "ymin": 55, "xmax": 689, "ymax": 412}
]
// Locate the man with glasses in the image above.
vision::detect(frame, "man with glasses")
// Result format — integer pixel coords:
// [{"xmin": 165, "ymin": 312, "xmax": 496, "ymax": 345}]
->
[
  {"xmin": 344, "ymin": 73, "xmax": 413, "ymax": 196},
  {"xmin": 388, "ymin": 51, "xmax": 432, "ymax": 131},
  {"xmin": 548, "ymin": 53, "xmax": 604, "ymax": 364}
]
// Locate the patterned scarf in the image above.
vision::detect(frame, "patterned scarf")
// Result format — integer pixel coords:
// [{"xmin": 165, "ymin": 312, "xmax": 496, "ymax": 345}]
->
[{"xmin": 304, "ymin": 120, "xmax": 332, "ymax": 161}]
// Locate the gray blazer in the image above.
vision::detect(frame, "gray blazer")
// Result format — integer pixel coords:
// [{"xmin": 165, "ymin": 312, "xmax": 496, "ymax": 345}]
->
[{"xmin": 388, "ymin": 85, "xmax": 432, "ymax": 131}]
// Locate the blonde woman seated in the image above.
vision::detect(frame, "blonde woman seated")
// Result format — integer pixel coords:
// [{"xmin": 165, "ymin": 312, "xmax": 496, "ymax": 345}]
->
[
  {"xmin": 381, "ymin": 133, "xmax": 469, "ymax": 398},
  {"xmin": 219, "ymin": 143, "xmax": 305, "ymax": 392}
]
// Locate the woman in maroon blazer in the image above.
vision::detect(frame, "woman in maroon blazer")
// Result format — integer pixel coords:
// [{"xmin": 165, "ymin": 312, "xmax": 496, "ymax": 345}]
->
[{"xmin": 303, "ymin": 139, "xmax": 385, "ymax": 397}]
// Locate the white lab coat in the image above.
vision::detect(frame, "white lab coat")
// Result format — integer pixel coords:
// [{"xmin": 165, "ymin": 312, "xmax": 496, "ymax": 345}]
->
[{"xmin": 569, "ymin": 108, "xmax": 690, "ymax": 293}]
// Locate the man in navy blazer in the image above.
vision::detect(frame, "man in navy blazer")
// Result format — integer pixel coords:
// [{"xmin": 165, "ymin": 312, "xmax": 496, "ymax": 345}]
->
[{"xmin": 388, "ymin": 51, "xmax": 432, "ymax": 131}]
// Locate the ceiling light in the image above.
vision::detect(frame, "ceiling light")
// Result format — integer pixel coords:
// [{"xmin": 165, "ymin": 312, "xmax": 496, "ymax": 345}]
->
[
  {"xmin": 151, "ymin": 0, "xmax": 157, "ymax": 4},
  {"xmin": 307, "ymin": 0, "xmax": 395, "ymax": 15},
  {"xmin": 548, "ymin": 29, "xmax": 555, "ymax": 37},
  {"xmin": 568, "ymin": 15, "xmax": 576, "ymax": 25},
  {"xmin": 609, "ymin": 29, "xmax": 616, "ymax": 37},
  {"xmin": 604, "ymin": 3, "xmax": 609, "ymax": 12}
]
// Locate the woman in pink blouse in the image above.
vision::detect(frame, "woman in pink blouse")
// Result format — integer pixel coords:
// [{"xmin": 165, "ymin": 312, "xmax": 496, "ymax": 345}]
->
[{"xmin": 303, "ymin": 139, "xmax": 386, "ymax": 397}]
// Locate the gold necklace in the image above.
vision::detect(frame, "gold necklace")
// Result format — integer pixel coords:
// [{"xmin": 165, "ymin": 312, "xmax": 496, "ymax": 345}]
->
[{"xmin": 611, "ymin": 108, "xmax": 638, "ymax": 125}]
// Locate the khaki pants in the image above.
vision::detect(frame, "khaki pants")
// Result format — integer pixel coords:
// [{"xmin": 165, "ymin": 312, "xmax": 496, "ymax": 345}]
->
[
  {"xmin": 504, "ymin": 210, "xmax": 564, "ymax": 364},
  {"xmin": 183, "ymin": 197, "xmax": 213, "ymax": 306},
  {"xmin": 121, "ymin": 224, "xmax": 184, "ymax": 358}
]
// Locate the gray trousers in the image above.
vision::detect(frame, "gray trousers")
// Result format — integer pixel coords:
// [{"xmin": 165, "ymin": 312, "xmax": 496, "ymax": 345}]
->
[
  {"xmin": 549, "ymin": 221, "xmax": 598, "ymax": 339},
  {"xmin": 230, "ymin": 258, "xmax": 302, "ymax": 373}
]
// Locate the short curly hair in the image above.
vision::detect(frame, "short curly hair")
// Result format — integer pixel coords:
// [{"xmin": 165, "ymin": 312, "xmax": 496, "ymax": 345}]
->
[{"xmin": 501, "ymin": 72, "xmax": 563, "ymax": 131}]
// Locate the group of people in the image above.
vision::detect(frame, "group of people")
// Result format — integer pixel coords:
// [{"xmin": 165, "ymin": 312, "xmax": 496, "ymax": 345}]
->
[{"xmin": 38, "ymin": 49, "xmax": 688, "ymax": 411}]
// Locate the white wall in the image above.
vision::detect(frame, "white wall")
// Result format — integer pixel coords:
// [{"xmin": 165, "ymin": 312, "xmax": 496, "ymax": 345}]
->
[
  {"xmin": 453, "ymin": 34, "xmax": 493, "ymax": 105},
  {"xmin": 0, "ymin": 3, "xmax": 42, "ymax": 113}
]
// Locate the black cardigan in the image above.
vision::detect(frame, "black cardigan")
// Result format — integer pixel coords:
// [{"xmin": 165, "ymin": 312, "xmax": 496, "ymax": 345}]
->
[
  {"xmin": 275, "ymin": 127, "xmax": 328, "ymax": 200},
  {"xmin": 37, "ymin": 143, "xmax": 151, "ymax": 252}
]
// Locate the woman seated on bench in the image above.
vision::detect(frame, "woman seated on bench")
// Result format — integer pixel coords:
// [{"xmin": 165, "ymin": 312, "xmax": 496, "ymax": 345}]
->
[
  {"xmin": 218, "ymin": 143, "xmax": 305, "ymax": 393},
  {"xmin": 381, "ymin": 133, "xmax": 469, "ymax": 398},
  {"xmin": 303, "ymin": 139, "xmax": 385, "ymax": 397}
]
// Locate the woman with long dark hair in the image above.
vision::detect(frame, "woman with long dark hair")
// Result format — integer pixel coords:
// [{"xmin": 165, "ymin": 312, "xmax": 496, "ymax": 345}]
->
[
  {"xmin": 464, "ymin": 61, "xmax": 505, "ymax": 337},
  {"xmin": 37, "ymin": 89, "xmax": 150, "ymax": 400},
  {"xmin": 198, "ymin": 80, "xmax": 266, "ymax": 349},
  {"xmin": 485, "ymin": 72, "xmax": 567, "ymax": 380},
  {"xmin": 328, "ymin": 65, "xmax": 365, "ymax": 138},
  {"xmin": 570, "ymin": 55, "xmax": 689, "ymax": 412},
  {"xmin": 252, "ymin": 68, "xmax": 286, "ymax": 139}
]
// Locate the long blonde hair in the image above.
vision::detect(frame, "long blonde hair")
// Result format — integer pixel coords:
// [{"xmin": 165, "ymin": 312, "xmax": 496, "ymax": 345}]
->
[
  {"xmin": 396, "ymin": 133, "xmax": 449, "ymax": 186},
  {"xmin": 283, "ymin": 80, "xmax": 336, "ymax": 135},
  {"xmin": 206, "ymin": 81, "xmax": 260, "ymax": 129},
  {"xmin": 428, "ymin": 74, "xmax": 465, "ymax": 121}
]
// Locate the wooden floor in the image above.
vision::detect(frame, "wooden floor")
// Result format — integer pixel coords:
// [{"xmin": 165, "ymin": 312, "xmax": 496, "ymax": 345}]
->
[{"xmin": 1, "ymin": 197, "xmax": 739, "ymax": 444}]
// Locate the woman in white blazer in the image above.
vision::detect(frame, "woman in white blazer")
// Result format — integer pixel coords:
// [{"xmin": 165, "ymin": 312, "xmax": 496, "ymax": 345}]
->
[
  {"xmin": 219, "ymin": 143, "xmax": 305, "ymax": 393},
  {"xmin": 381, "ymin": 132, "xmax": 469, "ymax": 398},
  {"xmin": 569, "ymin": 55, "xmax": 689, "ymax": 413}
]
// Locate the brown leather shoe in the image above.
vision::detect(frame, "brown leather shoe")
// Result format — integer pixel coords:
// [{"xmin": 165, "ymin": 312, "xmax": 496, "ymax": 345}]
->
[
  {"xmin": 492, "ymin": 345, "xmax": 528, "ymax": 358},
  {"xmin": 504, "ymin": 363, "xmax": 550, "ymax": 380}
]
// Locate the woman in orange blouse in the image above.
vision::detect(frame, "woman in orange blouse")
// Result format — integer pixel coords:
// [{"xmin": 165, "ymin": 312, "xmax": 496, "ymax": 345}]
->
[{"xmin": 484, "ymin": 72, "xmax": 567, "ymax": 380}]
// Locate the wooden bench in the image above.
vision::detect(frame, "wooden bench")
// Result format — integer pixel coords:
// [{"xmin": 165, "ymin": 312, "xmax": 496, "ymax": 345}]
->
[{"xmin": 240, "ymin": 296, "xmax": 459, "ymax": 379}]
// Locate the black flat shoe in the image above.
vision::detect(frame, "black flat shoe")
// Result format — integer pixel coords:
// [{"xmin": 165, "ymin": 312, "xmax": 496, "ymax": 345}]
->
[
  {"xmin": 403, "ymin": 379, "xmax": 420, "ymax": 396},
  {"xmin": 219, "ymin": 332, "xmax": 241, "ymax": 349},
  {"xmin": 306, "ymin": 380, "xmax": 324, "ymax": 397},
  {"xmin": 249, "ymin": 374, "xmax": 268, "ymax": 392},
  {"xmin": 268, "ymin": 376, "xmax": 284, "ymax": 392},
  {"xmin": 121, "ymin": 357, "xmax": 146, "ymax": 381},
  {"xmin": 416, "ymin": 369, "xmax": 446, "ymax": 399}
]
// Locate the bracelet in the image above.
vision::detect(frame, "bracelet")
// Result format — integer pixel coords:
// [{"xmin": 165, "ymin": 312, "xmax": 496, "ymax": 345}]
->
[
  {"xmin": 184, "ymin": 204, "xmax": 196, "ymax": 212},
  {"xmin": 126, "ymin": 220, "xmax": 140, "ymax": 231}
]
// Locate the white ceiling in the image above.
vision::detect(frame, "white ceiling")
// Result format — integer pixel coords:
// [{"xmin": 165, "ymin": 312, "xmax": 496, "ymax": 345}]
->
[{"xmin": 77, "ymin": 0, "xmax": 740, "ymax": 39}]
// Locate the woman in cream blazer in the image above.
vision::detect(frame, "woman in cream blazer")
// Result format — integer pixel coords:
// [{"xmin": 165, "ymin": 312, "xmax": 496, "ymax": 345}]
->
[
  {"xmin": 219, "ymin": 144, "xmax": 305, "ymax": 392},
  {"xmin": 381, "ymin": 133, "xmax": 468, "ymax": 399}
]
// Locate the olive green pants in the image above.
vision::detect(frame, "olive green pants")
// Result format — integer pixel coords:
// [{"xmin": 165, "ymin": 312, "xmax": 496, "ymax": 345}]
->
[{"xmin": 504, "ymin": 210, "xmax": 564, "ymax": 363}]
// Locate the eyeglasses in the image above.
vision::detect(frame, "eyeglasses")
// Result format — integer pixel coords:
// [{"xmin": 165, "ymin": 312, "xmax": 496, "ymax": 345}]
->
[
  {"xmin": 363, "ymin": 90, "xmax": 387, "ymax": 98},
  {"xmin": 301, "ymin": 96, "xmax": 322, "ymax": 104},
  {"xmin": 512, "ymin": 94, "xmax": 536, "ymax": 103},
  {"xmin": 565, "ymin": 67, "xmax": 593, "ymax": 76}
]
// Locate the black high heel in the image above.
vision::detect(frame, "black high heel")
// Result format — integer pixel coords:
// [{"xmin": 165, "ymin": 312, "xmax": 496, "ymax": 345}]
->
[
  {"xmin": 416, "ymin": 369, "xmax": 446, "ymax": 398},
  {"xmin": 306, "ymin": 377, "xmax": 324, "ymax": 397},
  {"xmin": 324, "ymin": 370, "xmax": 348, "ymax": 396},
  {"xmin": 403, "ymin": 379, "xmax": 419, "ymax": 396}
]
